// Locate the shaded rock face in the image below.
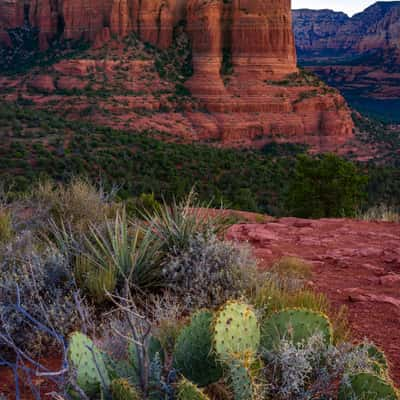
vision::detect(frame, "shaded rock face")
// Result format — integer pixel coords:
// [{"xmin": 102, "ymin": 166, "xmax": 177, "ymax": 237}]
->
[
  {"xmin": 293, "ymin": 2, "xmax": 400, "ymax": 114},
  {"xmin": 0, "ymin": 0, "xmax": 186, "ymax": 50},
  {"xmin": 293, "ymin": 2, "xmax": 400, "ymax": 63}
]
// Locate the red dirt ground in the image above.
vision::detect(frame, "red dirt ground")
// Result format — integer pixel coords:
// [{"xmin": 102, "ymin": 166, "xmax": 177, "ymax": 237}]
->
[
  {"xmin": 0, "ymin": 357, "xmax": 61, "ymax": 399},
  {"xmin": 227, "ymin": 217, "xmax": 400, "ymax": 383}
]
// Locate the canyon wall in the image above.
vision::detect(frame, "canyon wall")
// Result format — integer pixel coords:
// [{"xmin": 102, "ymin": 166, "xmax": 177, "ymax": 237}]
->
[
  {"xmin": 0, "ymin": 0, "xmax": 354, "ymax": 150},
  {"xmin": 293, "ymin": 2, "xmax": 400, "ymax": 119},
  {"xmin": 0, "ymin": 0, "xmax": 186, "ymax": 50},
  {"xmin": 293, "ymin": 2, "xmax": 400, "ymax": 63}
]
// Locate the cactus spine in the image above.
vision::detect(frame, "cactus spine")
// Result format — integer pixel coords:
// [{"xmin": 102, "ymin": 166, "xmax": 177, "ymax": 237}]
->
[
  {"xmin": 177, "ymin": 378, "xmax": 211, "ymax": 400},
  {"xmin": 110, "ymin": 378, "xmax": 141, "ymax": 400}
]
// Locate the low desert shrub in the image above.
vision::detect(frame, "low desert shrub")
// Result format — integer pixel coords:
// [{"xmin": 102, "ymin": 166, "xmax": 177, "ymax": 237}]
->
[
  {"xmin": 0, "ymin": 248, "xmax": 85, "ymax": 355},
  {"xmin": 263, "ymin": 334, "xmax": 374, "ymax": 400},
  {"xmin": 162, "ymin": 233, "xmax": 257, "ymax": 310},
  {"xmin": 31, "ymin": 178, "xmax": 116, "ymax": 234},
  {"xmin": 126, "ymin": 193, "xmax": 162, "ymax": 217},
  {"xmin": 264, "ymin": 333, "xmax": 329, "ymax": 399},
  {"xmin": 150, "ymin": 292, "xmax": 186, "ymax": 354}
]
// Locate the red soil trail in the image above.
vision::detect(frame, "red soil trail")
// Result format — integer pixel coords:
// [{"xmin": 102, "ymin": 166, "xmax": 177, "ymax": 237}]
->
[{"xmin": 227, "ymin": 217, "xmax": 400, "ymax": 383}]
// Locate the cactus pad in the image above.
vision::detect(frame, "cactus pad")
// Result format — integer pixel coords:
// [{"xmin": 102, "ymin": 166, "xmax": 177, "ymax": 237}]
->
[
  {"xmin": 174, "ymin": 311, "xmax": 223, "ymax": 387},
  {"xmin": 213, "ymin": 301, "xmax": 260, "ymax": 362},
  {"xmin": 339, "ymin": 372, "xmax": 398, "ymax": 400},
  {"xmin": 260, "ymin": 308, "xmax": 333, "ymax": 351},
  {"xmin": 68, "ymin": 332, "xmax": 110, "ymax": 396},
  {"xmin": 228, "ymin": 359, "xmax": 254, "ymax": 400},
  {"xmin": 177, "ymin": 378, "xmax": 211, "ymax": 400},
  {"xmin": 358, "ymin": 343, "xmax": 389, "ymax": 376},
  {"xmin": 111, "ymin": 378, "xmax": 140, "ymax": 400}
]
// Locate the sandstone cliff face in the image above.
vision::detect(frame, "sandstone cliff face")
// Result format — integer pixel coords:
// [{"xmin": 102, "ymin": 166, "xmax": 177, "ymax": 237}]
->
[
  {"xmin": 231, "ymin": 0, "xmax": 297, "ymax": 79},
  {"xmin": 0, "ymin": 0, "xmax": 355, "ymax": 151},
  {"xmin": 0, "ymin": 0, "xmax": 186, "ymax": 50},
  {"xmin": 293, "ymin": 2, "xmax": 400, "ymax": 63},
  {"xmin": 0, "ymin": 0, "xmax": 24, "ymax": 46}
]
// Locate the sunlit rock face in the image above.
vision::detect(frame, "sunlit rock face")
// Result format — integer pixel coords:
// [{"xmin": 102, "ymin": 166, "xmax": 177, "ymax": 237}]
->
[{"xmin": 0, "ymin": 0, "xmax": 354, "ymax": 150}]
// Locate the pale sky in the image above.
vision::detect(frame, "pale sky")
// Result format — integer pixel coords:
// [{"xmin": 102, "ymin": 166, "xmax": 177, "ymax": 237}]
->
[{"xmin": 292, "ymin": 0, "xmax": 395, "ymax": 16}]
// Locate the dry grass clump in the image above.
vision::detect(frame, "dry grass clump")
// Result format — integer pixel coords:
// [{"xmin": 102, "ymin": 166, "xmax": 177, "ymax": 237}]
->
[
  {"xmin": 32, "ymin": 178, "xmax": 117, "ymax": 234},
  {"xmin": 0, "ymin": 207, "xmax": 13, "ymax": 244},
  {"xmin": 358, "ymin": 204, "xmax": 400, "ymax": 223},
  {"xmin": 269, "ymin": 256, "xmax": 313, "ymax": 289},
  {"xmin": 250, "ymin": 256, "xmax": 350, "ymax": 344}
]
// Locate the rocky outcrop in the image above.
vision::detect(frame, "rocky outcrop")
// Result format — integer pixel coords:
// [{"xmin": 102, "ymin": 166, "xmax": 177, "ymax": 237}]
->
[
  {"xmin": 184, "ymin": 0, "xmax": 352, "ymax": 149},
  {"xmin": 0, "ymin": 0, "xmax": 355, "ymax": 151},
  {"xmin": 293, "ymin": 2, "xmax": 400, "ymax": 64}
]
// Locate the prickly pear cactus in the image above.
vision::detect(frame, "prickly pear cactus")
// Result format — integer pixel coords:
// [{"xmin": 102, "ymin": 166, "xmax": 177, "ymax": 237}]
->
[
  {"xmin": 358, "ymin": 343, "xmax": 389, "ymax": 376},
  {"xmin": 338, "ymin": 372, "xmax": 398, "ymax": 400},
  {"xmin": 177, "ymin": 378, "xmax": 211, "ymax": 400},
  {"xmin": 228, "ymin": 358, "xmax": 254, "ymax": 400},
  {"xmin": 174, "ymin": 311, "xmax": 223, "ymax": 387},
  {"xmin": 104, "ymin": 353, "xmax": 137, "ymax": 385},
  {"xmin": 110, "ymin": 378, "xmax": 140, "ymax": 400},
  {"xmin": 128, "ymin": 335, "xmax": 165, "ymax": 371},
  {"xmin": 68, "ymin": 332, "xmax": 110, "ymax": 396},
  {"xmin": 213, "ymin": 301, "xmax": 260, "ymax": 362},
  {"xmin": 260, "ymin": 308, "xmax": 333, "ymax": 351}
]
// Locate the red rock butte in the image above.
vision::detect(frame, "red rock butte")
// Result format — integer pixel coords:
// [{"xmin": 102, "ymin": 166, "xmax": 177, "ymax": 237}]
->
[{"xmin": 0, "ymin": 0, "xmax": 355, "ymax": 151}]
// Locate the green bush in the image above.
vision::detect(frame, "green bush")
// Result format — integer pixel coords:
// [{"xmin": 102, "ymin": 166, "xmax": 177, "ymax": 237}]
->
[{"xmin": 286, "ymin": 154, "xmax": 368, "ymax": 218}]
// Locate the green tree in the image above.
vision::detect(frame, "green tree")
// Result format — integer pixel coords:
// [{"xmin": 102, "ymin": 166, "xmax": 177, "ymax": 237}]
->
[{"xmin": 286, "ymin": 154, "xmax": 368, "ymax": 218}]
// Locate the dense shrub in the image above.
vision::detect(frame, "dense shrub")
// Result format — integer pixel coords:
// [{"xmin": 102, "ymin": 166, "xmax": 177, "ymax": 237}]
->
[
  {"xmin": 286, "ymin": 154, "xmax": 368, "ymax": 218},
  {"xmin": 0, "ymin": 246, "xmax": 85, "ymax": 355},
  {"xmin": 163, "ymin": 233, "xmax": 256, "ymax": 310},
  {"xmin": 263, "ymin": 334, "xmax": 376, "ymax": 400},
  {"xmin": 32, "ymin": 178, "xmax": 116, "ymax": 234}
]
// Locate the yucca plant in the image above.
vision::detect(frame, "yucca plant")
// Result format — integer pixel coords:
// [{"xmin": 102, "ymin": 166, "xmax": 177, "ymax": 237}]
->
[
  {"xmin": 74, "ymin": 254, "xmax": 118, "ymax": 304},
  {"xmin": 141, "ymin": 190, "xmax": 227, "ymax": 256},
  {"xmin": 81, "ymin": 210, "xmax": 163, "ymax": 295}
]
